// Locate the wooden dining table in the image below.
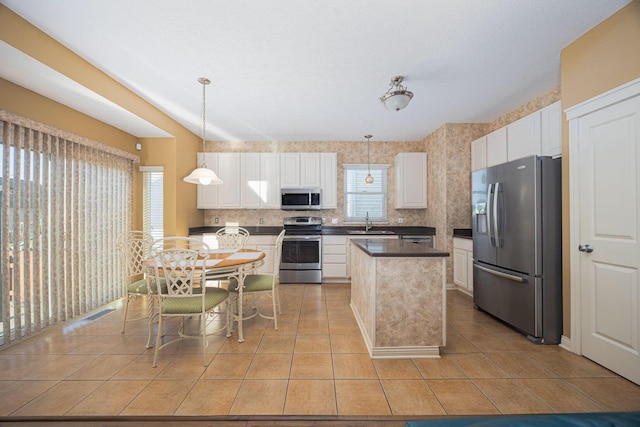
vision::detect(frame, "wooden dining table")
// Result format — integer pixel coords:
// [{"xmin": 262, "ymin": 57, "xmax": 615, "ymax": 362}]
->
[{"xmin": 146, "ymin": 248, "xmax": 265, "ymax": 344}]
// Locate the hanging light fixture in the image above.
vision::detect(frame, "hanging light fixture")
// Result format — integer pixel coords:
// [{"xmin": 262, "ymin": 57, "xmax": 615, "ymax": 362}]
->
[
  {"xmin": 183, "ymin": 77, "xmax": 223, "ymax": 185},
  {"xmin": 364, "ymin": 134, "xmax": 374, "ymax": 184},
  {"xmin": 380, "ymin": 75, "xmax": 414, "ymax": 111}
]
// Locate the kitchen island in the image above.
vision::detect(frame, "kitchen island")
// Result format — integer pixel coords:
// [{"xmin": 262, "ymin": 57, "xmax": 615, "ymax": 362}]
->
[{"xmin": 349, "ymin": 238, "xmax": 449, "ymax": 359}]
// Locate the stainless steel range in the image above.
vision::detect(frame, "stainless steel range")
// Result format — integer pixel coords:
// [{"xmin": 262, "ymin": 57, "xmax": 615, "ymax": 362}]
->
[{"xmin": 280, "ymin": 216, "xmax": 322, "ymax": 284}]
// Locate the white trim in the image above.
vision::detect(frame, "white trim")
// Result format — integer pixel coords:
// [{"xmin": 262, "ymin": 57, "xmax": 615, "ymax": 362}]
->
[
  {"xmin": 370, "ymin": 346, "xmax": 441, "ymax": 359},
  {"xmin": 565, "ymin": 77, "xmax": 640, "ymax": 120},
  {"xmin": 569, "ymin": 115, "xmax": 583, "ymax": 356},
  {"xmin": 139, "ymin": 165, "xmax": 165, "ymax": 172},
  {"xmin": 442, "ymin": 259, "xmax": 447, "ymax": 347},
  {"xmin": 342, "ymin": 163, "xmax": 390, "ymax": 169},
  {"xmin": 559, "ymin": 335, "xmax": 572, "ymax": 352},
  {"xmin": 567, "ymin": 77, "xmax": 640, "ymax": 358}
]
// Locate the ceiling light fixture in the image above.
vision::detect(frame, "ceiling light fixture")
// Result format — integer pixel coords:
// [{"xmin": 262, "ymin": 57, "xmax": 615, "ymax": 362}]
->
[
  {"xmin": 364, "ymin": 134, "xmax": 374, "ymax": 184},
  {"xmin": 380, "ymin": 75, "xmax": 414, "ymax": 111},
  {"xmin": 183, "ymin": 77, "xmax": 223, "ymax": 186}
]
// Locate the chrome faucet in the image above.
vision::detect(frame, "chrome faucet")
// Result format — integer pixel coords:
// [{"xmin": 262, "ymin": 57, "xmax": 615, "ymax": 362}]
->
[{"xmin": 365, "ymin": 212, "xmax": 372, "ymax": 231}]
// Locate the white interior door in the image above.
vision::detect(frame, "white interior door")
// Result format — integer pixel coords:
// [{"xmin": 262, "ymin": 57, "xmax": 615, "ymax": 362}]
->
[{"xmin": 576, "ymin": 93, "xmax": 640, "ymax": 385}]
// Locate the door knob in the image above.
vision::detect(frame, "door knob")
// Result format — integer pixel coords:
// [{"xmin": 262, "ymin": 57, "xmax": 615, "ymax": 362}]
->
[{"xmin": 578, "ymin": 244, "xmax": 593, "ymax": 253}]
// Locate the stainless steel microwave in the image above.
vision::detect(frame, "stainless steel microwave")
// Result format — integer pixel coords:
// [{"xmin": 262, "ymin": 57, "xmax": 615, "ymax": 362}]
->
[{"xmin": 281, "ymin": 188, "xmax": 321, "ymax": 210}]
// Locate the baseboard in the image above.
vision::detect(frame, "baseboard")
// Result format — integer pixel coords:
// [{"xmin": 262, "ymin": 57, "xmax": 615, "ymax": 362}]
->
[{"xmin": 559, "ymin": 335, "xmax": 572, "ymax": 352}]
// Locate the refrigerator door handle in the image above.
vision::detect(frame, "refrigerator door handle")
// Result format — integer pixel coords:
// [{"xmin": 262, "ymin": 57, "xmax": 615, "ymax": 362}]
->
[
  {"xmin": 493, "ymin": 182, "xmax": 501, "ymax": 246},
  {"xmin": 486, "ymin": 183, "xmax": 494, "ymax": 247},
  {"xmin": 475, "ymin": 263, "xmax": 525, "ymax": 282}
]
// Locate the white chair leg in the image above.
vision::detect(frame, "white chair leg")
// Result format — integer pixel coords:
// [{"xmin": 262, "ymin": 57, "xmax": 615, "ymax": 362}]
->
[
  {"xmin": 152, "ymin": 314, "xmax": 163, "ymax": 368},
  {"xmin": 201, "ymin": 311, "xmax": 208, "ymax": 366},
  {"xmin": 272, "ymin": 290, "xmax": 278, "ymax": 330},
  {"xmin": 121, "ymin": 294, "xmax": 130, "ymax": 333}
]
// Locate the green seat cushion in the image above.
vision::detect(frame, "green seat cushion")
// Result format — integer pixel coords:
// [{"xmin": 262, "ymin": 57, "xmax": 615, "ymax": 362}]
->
[
  {"xmin": 229, "ymin": 275, "xmax": 277, "ymax": 293},
  {"xmin": 161, "ymin": 287, "xmax": 229, "ymax": 315},
  {"xmin": 128, "ymin": 278, "xmax": 167, "ymax": 294}
]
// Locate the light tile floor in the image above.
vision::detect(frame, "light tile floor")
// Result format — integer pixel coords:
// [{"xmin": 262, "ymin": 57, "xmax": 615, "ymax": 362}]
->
[{"xmin": 1, "ymin": 285, "xmax": 640, "ymax": 418}]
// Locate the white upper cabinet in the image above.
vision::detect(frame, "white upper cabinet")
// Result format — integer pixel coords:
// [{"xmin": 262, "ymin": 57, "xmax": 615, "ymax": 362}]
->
[
  {"xmin": 320, "ymin": 153, "xmax": 337, "ymax": 209},
  {"xmin": 472, "ymin": 101, "xmax": 563, "ymax": 172},
  {"xmin": 279, "ymin": 153, "xmax": 301, "ymax": 188},
  {"xmin": 240, "ymin": 153, "xmax": 261, "ymax": 209},
  {"xmin": 486, "ymin": 127, "xmax": 507, "ymax": 167},
  {"xmin": 395, "ymin": 152, "xmax": 427, "ymax": 208},
  {"xmin": 507, "ymin": 111, "xmax": 541, "ymax": 161},
  {"xmin": 300, "ymin": 153, "xmax": 321, "ymax": 187},
  {"xmin": 471, "ymin": 136, "xmax": 487, "ymax": 171},
  {"xmin": 540, "ymin": 101, "xmax": 562, "ymax": 158},
  {"xmin": 280, "ymin": 153, "xmax": 322, "ymax": 188},
  {"xmin": 198, "ymin": 151, "xmax": 334, "ymax": 209},
  {"xmin": 196, "ymin": 152, "xmax": 241, "ymax": 209},
  {"xmin": 259, "ymin": 153, "xmax": 281, "ymax": 208},
  {"xmin": 216, "ymin": 152, "xmax": 242, "ymax": 208},
  {"xmin": 196, "ymin": 153, "xmax": 219, "ymax": 209},
  {"xmin": 239, "ymin": 153, "xmax": 280, "ymax": 209}
]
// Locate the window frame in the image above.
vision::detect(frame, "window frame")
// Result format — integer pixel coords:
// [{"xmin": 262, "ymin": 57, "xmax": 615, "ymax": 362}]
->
[{"xmin": 342, "ymin": 163, "xmax": 389, "ymax": 224}]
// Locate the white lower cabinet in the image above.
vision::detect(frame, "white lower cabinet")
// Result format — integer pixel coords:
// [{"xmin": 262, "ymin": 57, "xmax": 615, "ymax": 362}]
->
[
  {"xmin": 453, "ymin": 237, "xmax": 473, "ymax": 295},
  {"xmin": 322, "ymin": 234, "xmax": 398, "ymax": 280},
  {"xmin": 246, "ymin": 235, "xmax": 277, "ymax": 274},
  {"xmin": 322, "ymin": 235, "xmax": 349, "ymax": 279}
]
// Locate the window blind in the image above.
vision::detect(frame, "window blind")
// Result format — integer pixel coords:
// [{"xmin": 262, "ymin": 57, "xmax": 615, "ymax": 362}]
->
[
  {"xmin": 140, "ymin": 166, "xmax": 164, "ymax": 241},
  {"xmin": 343, "ymin": 164, "xmax": 388, "ymax": 222},
  {"xmin": 0, "ymin": 110, "xmax": 136, "ymax": 346}
]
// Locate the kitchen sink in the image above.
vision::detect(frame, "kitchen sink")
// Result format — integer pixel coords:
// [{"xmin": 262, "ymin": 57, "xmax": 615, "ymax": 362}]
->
[{"xmin": 347, "ymin": 230, "xmax": 396, "ymax": 235}]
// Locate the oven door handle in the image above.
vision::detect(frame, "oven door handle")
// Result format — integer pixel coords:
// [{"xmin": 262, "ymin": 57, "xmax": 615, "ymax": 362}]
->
[{"xmin": 283, "ymin": 235, "xmax": 321, "ymax": 241}]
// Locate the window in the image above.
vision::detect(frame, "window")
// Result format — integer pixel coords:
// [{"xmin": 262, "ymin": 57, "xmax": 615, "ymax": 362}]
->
[
  {"xmin": 141, "ymin": 166, "xmax": 164, "ymax": 240},
  {"xmin": 343, "ymin": 164, "xmax": 388, "ymax": 223},
  {"xmin": 0, "ymin": 112, "xmax": 136, "ymax": 345}
]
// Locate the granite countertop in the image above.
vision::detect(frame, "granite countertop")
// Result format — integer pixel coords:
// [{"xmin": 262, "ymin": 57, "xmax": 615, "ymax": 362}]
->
[
  {"xmin": 453, "ymin": 228, "xmax": 472, "ymax": 239},
  {"xmin": 350, "ymin": 238, "xmax": 449, "ymax": 258},
  {"xmin": 189, "ymin": 225, "xmax": 436, "ymax": 237},
  {"xmin": 188, "ymin": 226, "xmax": 284, "ymax": 236},
  {"xmin": 322, "ymin": 226, "xmax": 435, "ymax": 236}
]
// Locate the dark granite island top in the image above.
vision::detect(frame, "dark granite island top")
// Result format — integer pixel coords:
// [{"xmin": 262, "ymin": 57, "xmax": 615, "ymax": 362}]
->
[{"xmin": 350, "ymin": 238, "xmax": 449, "ymax": 258}]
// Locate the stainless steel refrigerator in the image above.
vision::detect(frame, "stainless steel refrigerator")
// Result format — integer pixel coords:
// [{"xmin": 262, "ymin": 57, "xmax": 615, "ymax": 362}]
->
[{"xmin": 472, "ymin": 155, "xmax": 562, "ymax": 344}]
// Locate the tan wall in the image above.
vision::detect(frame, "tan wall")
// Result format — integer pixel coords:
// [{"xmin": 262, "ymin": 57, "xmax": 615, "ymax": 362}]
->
[
  {"xmin": 0, "ymin": 5, "xmax": 204, "ymax": 236},
  {"xmin": 560, "ymin": 1, "xmax": 640, "ymax": 338}
]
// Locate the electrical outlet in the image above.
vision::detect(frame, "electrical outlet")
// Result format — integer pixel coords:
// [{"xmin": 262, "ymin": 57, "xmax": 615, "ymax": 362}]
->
[
  {"xmin": 321, "ymin": 217, "xmax": 326, "ymax": 224},
  {"xmin": 398, "ymin": 217, "xmax": 404, "ymax": 224},
  {"xmin": 332, "ymin": 218, "xmax": 338, "ymax": 224},
  {"xmin": 214, "ymin": 217, "xmax": 219, "ymax": 224},
  {"xmin": 259, "ymin": 218, "xmax": 264, "ymax": 224}
]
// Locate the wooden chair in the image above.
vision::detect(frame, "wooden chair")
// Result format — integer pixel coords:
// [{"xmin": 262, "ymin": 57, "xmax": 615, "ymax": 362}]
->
[
  {"xmin": 149, "ymin": 239, "xmax": 230, "ymax": 367},
  {"xmin": 228, "ymin": 230, "xmax": 285, "ymax": 330}
]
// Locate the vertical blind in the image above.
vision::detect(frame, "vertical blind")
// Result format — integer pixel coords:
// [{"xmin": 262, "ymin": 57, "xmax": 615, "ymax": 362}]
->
[
  {"xmin": 141, "ymin": 166, "xmax": 164, "ymax": 240},
  {"xmin": 0, "ymin": 110, "xmax": 138, "ymax": 346},
  {"xmin": 343, "ymin": 164, "xmax": 388, "ymax": 222}
]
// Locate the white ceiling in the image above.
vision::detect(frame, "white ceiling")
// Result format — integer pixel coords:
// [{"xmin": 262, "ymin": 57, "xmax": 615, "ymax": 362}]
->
[{"xmin": 0, "ymin": 0, "xmax": 631, "ymax": 142}]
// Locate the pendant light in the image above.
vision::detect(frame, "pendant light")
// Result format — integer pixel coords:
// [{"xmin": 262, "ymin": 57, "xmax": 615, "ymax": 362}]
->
[
  {"xmin": 380, "ymin": 76, "xmax": 414, "ymax": 111},
  {"xmin": 183, "ymin": 77, "xmax": 223, "ymax": 185},
  {"xmin": 365, "ymin": 134, "xmax": 374, "ymax": 184}
]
